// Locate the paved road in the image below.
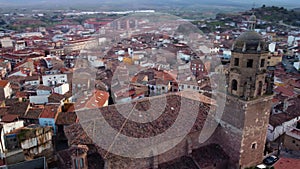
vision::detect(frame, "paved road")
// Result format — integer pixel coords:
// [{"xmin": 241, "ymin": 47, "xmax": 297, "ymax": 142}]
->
[{"xmin": 278, "ymin": 20, "xmax": 299, "ymax": 29}]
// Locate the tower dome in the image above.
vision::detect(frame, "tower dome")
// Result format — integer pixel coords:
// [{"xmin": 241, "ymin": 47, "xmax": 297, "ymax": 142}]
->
[
  {"xmin": 231, "ymin": 14, "xmax": 267, "ymax": 53},
  {"xmin": 232, "ymin": 31, "xmax": 266, "ymax": 52}
]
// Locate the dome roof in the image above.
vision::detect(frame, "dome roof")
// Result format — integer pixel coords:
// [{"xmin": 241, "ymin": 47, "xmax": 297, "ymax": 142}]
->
[
  {"xmin": 236, "ymin": 31, "xmax": 262, "ymax": 42},
  {"xmin": 232, "ymin": 31, "xmax": 267, "ymax": 53}
]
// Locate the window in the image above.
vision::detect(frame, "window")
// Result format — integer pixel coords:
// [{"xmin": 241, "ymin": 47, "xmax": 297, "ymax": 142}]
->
[
  {"xmin": 293, "ymin": 140, "xmax": 296, "ymax": 143},
  {"xmin": 232, "ymin": 79, "xmax": 238, "ymax": 91},
  {"xmin": 234, "ymin": 58, "xmax": 239, "ymax": 66},
  {"xmin": 251, "ymin": 143, "xmax": 257, "ymax": 149},
  {"xmin": 187, "ymin": 85, "xmax": 190, "ymax": 88},
  {"xmin": 80, "ymin": 158, "xmax": 84, "ymax": 168},
  {"xmin": 260, "ymin": 59, "xmax": 265, "ymax": 67},
  {"xmin": 74, "ymin": 159, "xmax": 78, "ymax": 169},
  {"xmin": 247, "ymin": 59, "xmax": 253, "ymax": 68}
]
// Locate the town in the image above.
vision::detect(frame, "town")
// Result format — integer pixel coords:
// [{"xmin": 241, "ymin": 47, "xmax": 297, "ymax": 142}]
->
[{"xmin": 0, "ymin": 3, "xmax": 299, "ymax": 169}]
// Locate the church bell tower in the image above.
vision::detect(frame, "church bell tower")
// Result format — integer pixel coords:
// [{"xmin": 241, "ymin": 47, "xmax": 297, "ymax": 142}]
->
[{"xmin": 215, "ymin": 14, "xmax": 274, "ymax": 168}]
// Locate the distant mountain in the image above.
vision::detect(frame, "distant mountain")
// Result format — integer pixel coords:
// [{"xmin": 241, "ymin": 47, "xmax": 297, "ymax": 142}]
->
[{"xmin": 0, "ymin": 0, "xmax": 299, "ymax": 9}]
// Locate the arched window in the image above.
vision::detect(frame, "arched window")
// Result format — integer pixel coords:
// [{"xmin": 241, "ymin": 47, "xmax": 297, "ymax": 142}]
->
[{"xmin": 232, "ymin": 79, "xmax": 238, "ymax": 91}]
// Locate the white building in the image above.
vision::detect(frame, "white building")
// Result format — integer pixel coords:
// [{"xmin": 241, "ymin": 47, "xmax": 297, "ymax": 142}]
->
[
  {"xmin": 132, "ymin": 51, "xmax": 145, "ymax": 60},
  {"xmin": 53, "ymin": 83, "xmax": 69, "ymax": 95},
  {"xmin": 267, "ymin": 116, "xmax": 300, "ymax": 142},
  {"xmin": 0, "ymin": 121, "xmax": 24, "ymax": 158},
  {"xmin": 0, "ymin": 37, "xmax": 13, "ymax": 48},
  {"xmin": 287, "ymin": 36, "xmax": 300, "ymax": 47},
  {"xmin": 287, "ymin": 36, "xmax": 295, "ymax": 46},
  {"xmin": 15, "ymin": 40, "xmax": 26, "ymax": 51},
  {"xmin": 87, "ymin": 56, "xmax": 105, "ymax": 68},
  {"xmin": 13, "ymin": 32, "xmax": 43, "ymax": 38},
  {"xmin": 294, "ymin": 61, "xmax": 300, "ymax": 71},
  {"xmin": 177, "ymin": 51, "xmax": 191, "ymax": 61},
  {"xmin": 24, "ymin": 76, "xmax": 40, "ymax": 86},
  {"xmin": 42, "ymin": 74, "xmax": 67, "ymax": 86},
  {"xmin": 269, "ymin": 42, "xmax": 276, "ymax": 53},
  {"xmin": 0, "ymin": 80, "xmax": 12, "ymax": 100},
  {"xmin": 29, "ymin": 95, "xmax": 49, "ymax": 105}
]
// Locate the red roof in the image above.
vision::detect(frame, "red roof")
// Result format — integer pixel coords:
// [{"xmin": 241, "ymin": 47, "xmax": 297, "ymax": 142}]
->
[
  {"xmin": 274, "ymin": 86, "xmax": 295, "ymax": 97},
  {"xmin": 75, "ymin": 90, "xmax": 109, "ymax": 110},
  {"xmin": 1, "ymin": 114, "xmax": 19, "ymax": 122},
  {"xmin": 0, "ymin": 80, "xmax": 9, "ymax": 88},
  {"xmin": 274, "ymin": 157, "xmax": 300, "ymax": 169},
  {"xmin": 40, "ymin": 104, "xmax": 61, "ymax": 119}
]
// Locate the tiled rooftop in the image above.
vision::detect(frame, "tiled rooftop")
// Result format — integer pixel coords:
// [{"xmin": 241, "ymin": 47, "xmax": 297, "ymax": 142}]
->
[
  {"xmin": 56, "ymin": 111, "xmax": 78, "ymax": 125},
  {"xmin": 22, "ymin": 108, "xmax": 43, "ymax": 119},
  {"xmin": 75, "ymin": 90, "xmax": 109, "ymax": 111},
  {"xmin": 5, "ymin": 99, "xmax": 30, "ymax": 116},
  {"xmin": 1, "ymin": 114, "xmax": 19, "ymax": 122},
  {"xmin": 40, "ymin": 104, "xmax": 61, "ymax": 119},
  {"xmin": 274, "ymin": 157, "xmax": 300, "ymax": 169},
  {"xmin": 270, "ymin": 95, "xmax": 300, "ymax": 127},
  {"xmin": 66, "ymin": 93, "xmax": 213, "ymax": 159},
  {"xmin": 0, "ymin": 80, "xmax": 9, "ymax": 88},
  {"xmin": 48, "ymin": 93, "xmax": 65, "ymax": 103}
]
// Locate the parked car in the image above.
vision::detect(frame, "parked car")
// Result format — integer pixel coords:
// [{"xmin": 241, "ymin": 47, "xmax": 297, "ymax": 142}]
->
[{"xmin": 263, "ymin": 155, "xmax": 279, "ymax": 166}]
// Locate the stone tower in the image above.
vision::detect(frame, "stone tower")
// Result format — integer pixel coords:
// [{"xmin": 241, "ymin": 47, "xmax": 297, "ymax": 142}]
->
[{"xmin": 214, "ymin": 15, "xmax": 273, "ymax": 169}]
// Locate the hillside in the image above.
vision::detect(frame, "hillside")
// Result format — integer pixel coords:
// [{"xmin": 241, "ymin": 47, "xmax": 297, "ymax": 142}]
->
[{"xmin": 251, "ymin": 6, "xmax": 300, "ymax": 26}]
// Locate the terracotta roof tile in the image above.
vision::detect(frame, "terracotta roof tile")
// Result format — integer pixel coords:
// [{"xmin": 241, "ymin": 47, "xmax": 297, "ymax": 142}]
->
[
  {"xmin": 274, "ymin": 86, "xmax": 295, "ymax": 97},
  {"xmin": 64, "ymin": 123, "xmax": 94, "ymax": 145},
  {"xmin": 40, "ymin": 104, "xmax": 61, "ymax": 119},
  {"xmin": 270, "ymin": 96, "xmax": 300, "ymax": 126},
  {"xmin": 0, "ymin": 80, "xmax": 9, "ymax": 88},
  {"xmin": 0, "ymin": 107, "xmax": 9, "ymax": 117},
  {"xmin": 56, "ymin": 112, "xmax": 78, "ymax": 125},
  {"xmin": 5, "ymin": 99, "xmax": 30, "ymax": 116},
  {"xmin": 75, "ymin": 90, "xmax": 109, "ymax": 111},
  {"xmin": 22, "ymin": 108, "xmax": 43, "ymax": 119},
  {"xmin": 1, "ymin": 114, "xmax": 19, "ymax": 122},
  {"xmin": 66, "ymin": 93, "xmax": 213, "ymax": 158},
  {"xmin": 37, "ymin": 85, "xmax": 53, "ymax": 91},
  {"xmin": 48, "ymin": 93, "xmax": 65, "ymax": 103},
  {"xmin": 274, "ymin": 157, "xmax": 300, "ymax": 169}
]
